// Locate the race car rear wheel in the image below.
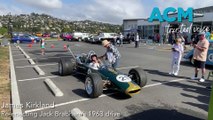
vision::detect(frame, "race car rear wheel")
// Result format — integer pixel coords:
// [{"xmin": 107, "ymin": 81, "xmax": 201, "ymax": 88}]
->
[
  {"xmin": 85, "ymin": 73, "xmax": 103, "ymax": 98},
  {"xmin": 129, "ymin": 67, "xmax": 147, "ymax": 87},
  {"xmin": 58, "ymin": 57, "xmax": 76, "ymax": 76}
]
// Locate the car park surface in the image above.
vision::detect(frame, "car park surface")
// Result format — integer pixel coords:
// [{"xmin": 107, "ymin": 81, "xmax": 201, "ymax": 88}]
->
[{"xmin": 10, "ymin": 40, "xmax": 212, "ymax": 120}]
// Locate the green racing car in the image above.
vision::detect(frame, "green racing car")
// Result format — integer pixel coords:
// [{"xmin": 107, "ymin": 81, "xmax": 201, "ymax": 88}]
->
[{"xmin": 58, "ymin": 50, "xmax": 148, "ymax": 98}]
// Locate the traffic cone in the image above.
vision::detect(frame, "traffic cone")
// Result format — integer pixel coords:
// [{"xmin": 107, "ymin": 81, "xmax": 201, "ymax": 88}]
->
[
  {"xmin": 28, "ymin": 44, "xmax": 32, "ymax": 48},
  {"xmin": 58, "ymin": 36, "xmax": 60, "ymax": 41},
  {"xmin": 31, "ymin": 38, "xmax": 34, "ymax": 44},
  {"xmin": 63, "ymin": 44, "xmax": 67, "ymax": 51},
  {"xmin": 51, "ymin": 44, "xmax": 55, "ymax": 48}
]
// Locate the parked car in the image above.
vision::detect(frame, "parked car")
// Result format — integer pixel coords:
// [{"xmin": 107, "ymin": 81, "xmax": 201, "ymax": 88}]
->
[
  {"xmin": 183, "ymin": 40, "xmax": 213, "ymax": 66},
  {"xmin": 36, "ymin": 32, "xmax": 43, "ymax": 37},
  {"xmin": 72, "ymin": 32, "xmax": 83, "ymax": 41},
  {"xmin": 50, "ymin": 33, "xmax": 59, "ymax": 38},
  {"xmin": 60, "ymin": 33, "xmax": 72, "ymax": 41},
  {"xmin": 82, "ymin": 33, "xmax": 89, "ymax": 41},
  {"xmin": 12, "ymin": 34, "xmax": 41, "ymax": 43},
  {"xmin": 94, "ymin": 33, "xmax": 115, "ymax": 43},
  {"xmin": 88, "ymin": 35, "xmax": 98, "ymax": 43},
  {"xmin": 42, "ymin": 33, "xmax": 50, "ymax": 37}
]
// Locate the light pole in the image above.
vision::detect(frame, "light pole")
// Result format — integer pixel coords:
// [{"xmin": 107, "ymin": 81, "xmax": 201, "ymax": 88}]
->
[{"xmin": 7, "ymin": 12, "xmax": 13, "ymax": 40}]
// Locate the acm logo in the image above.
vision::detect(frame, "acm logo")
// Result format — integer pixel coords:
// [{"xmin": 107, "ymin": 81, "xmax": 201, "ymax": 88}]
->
[{"xmin": 148, "ymin": 7, "xmax": 193, "ymax": 22}]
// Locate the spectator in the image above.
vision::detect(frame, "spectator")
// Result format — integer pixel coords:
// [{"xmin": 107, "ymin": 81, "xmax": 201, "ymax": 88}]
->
[
  {"xmin": 119, "ymin": 33, "xmax": 123, "ymax": 47},
  {"xmin": 40, "ymin": 38, "xmax": 46, "ymax": 55},
  {"xmin": 191, "ymin": 32, "xmax": 210, "ymax": 82},
  {"xmin": 100, "ymin": 40, "xmax": 121, "ymax": 70},
  {"xmin": 162, "ymin": 33, "xmax": 166, "ymax": 44},
  {"xmin": 135, "ymin": 33, "xmax": 139, "ymax": 48},
  {"xmin": 156, "ymin": 33, "xmax": 160, "ymax": 43},
  {"xmin": 169, "ymin": 38, "xmax": 184, "ymax": 76}
]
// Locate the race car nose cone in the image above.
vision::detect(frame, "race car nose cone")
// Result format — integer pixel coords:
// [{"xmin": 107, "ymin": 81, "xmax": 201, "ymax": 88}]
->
[{"xmin": 125, "ymin": 82, "xmax": 141, "ymax": 96}]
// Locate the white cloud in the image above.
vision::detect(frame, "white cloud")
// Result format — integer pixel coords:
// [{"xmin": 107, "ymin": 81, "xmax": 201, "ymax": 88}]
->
[
  {"xmin": 54, "ymin": 0, "xmax": 145, "ymax": 24},
  {"xmin": 0, "ymin": 4, "xmax": 24, "ymax": 15},
  {"xmin": 1, "ymin": 0, "xmax": 212, "ymax": 24},
  {"xmin": 154, "ymin": 0, "xmax": 213, "ymax": 10},
  {"xmin": 15, "ymin": 0, "xmax": 62, "ymax": 9}
]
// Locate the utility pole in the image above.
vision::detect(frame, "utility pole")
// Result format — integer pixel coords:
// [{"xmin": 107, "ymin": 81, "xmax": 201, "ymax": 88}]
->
[{"xmin": 7, "ymin": 12, "xmax": 13, "ymax": 40}]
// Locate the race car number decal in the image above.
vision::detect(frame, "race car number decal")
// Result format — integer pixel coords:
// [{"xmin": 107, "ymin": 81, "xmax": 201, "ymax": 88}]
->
[
  {"xmin": 116, "ymin": 75, "xmax": 131, "ymax": 82},
  {"xmin": 208, "ymin": 53, "xmax": 213, "ymax": 62}
]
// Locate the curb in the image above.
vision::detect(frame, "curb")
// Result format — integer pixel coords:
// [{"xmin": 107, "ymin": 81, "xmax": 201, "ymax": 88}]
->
[
  {"xmin": 71, "ymin": 108, "xmax": 89, "ymax": 120},
  {"xmin": 28, "ymin": 59, "xmax": 35, "ymax": 65},
  {"xmin": 9, "ymin": 45, "xmax": 24, "ymax": 120},
  {"xmin": 44, "ymin": 78, "xmax": 63, "ymax": 97},
  {"xmin": 34, "ymin": 65, "xmax": 45, "ymax": 75},
  {"xmin": 18, "ymin": 46, "xmax": 30, "ymax": 58}
]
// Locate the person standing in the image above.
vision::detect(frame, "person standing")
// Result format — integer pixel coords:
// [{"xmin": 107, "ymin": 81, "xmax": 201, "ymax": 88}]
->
[
  {"xmin": 191, "ymin": 32, "xmax": 209, "ymax": 82},
  {"xmin": 169, "ymin": 38, "xmax": 184, "ymax": 76},
  {"xmin": 135, "ymin": 33, "xmax": 139, "ymax": 48},
  {"xmin": 100, "ymin": 40, "xmax": 121, "ymax": 70},
  {"xmin": 119, "ymin": 33, "xmax": 123, "ymax": 47},
  {"xmin": 40, "ymin": 38, "xmax": 46, "ymax": 55}
]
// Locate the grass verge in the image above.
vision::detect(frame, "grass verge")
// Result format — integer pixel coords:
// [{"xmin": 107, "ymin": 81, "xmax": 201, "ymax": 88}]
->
[{"xmin": 0, "ymin": 46, "xmax": 11, "ymax": 120}]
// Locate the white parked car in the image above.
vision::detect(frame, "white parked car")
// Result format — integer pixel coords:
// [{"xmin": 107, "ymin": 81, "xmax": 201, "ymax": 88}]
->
[
  {"xmin": 82, "ymin": 33, "xmax": 90, "ymax": 41},
  {"xmin": 72, "ymin": 32, "xmax": 83, "ymax": 41},
  {"xmin": 94, "ymin": 33, "xmax": 116, "ymax": 43}
]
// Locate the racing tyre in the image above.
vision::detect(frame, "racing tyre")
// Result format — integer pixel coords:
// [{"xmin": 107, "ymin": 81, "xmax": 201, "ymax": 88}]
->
[
  {"xmin": 129, "ymin": 67, "xmax": 147, "ymax": 87},
  {"xmin": 58, "ymin": 58, "xmax": 76, "ymax": 76},
  {"xmin": 85, "ymin": 73, "xmax": 103, "ymax": 98}
]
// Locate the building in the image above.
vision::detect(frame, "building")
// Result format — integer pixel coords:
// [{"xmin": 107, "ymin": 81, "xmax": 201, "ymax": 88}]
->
[{"xmin": 123, "ymin": 6, "xmax": 213, "ymax": 43}]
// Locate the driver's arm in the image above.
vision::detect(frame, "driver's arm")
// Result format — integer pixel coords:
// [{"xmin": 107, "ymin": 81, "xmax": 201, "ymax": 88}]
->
[{"xmin": 98, "ymin": 53, "xmax": 106, "ymax": 59}]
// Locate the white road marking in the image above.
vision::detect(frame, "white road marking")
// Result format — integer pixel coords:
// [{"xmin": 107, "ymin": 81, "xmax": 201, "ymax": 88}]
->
[
  {"xmin": 18, "ymin": 76, "xmax": 58, "ymax": 82},
  {"xmin": 13, "ymin": 54, "xmax": 24, "ymax": 56},
  {"xmin": 24, "ymin": 93, "xmax": 114, "ymax": 114},
  {"xmin": 15, "ymin": 63, "xmax": 58, "ymax": 68},
  {"xmin": 24, "ymin": 78, "xmax": 186, "ymax": 114},
  {"xmin": 144, "ymin": 79, "xmax": 185, "ymax": 88},
  {"xmin": 117, "ymin": 66, "xmax": 139, "ymax": 70},
  {"xmin": 14, "ymin": 56, "xmax": 72, "ymax": 61},
  {"xmin": 28, "ymin": 59, "xmax": 35, "ymax": 65}
]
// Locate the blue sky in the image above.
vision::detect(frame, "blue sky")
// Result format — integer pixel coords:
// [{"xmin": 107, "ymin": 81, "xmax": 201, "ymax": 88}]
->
[{"xmin": 0, "ymin": 0, "xmax": 212, "ymax": 24}]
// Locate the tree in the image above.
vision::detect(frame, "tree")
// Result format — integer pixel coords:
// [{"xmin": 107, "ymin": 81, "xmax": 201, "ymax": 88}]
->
[
  {"xmin": 61, "ymin": 27, "xmax": 71, "ymax": 33},
  {"xmin": 0, "ymin": 27, "xmax": 8, "ymax": 35}
]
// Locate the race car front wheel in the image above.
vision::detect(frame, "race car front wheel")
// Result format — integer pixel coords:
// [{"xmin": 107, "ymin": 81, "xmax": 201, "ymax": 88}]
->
[
  {"xmin": 85, "ymin": 73, "xmax": 103, "ymax": 98},
  {"xmin": 129, "ymin": 67, "xmax": 147, "ymax": 87},
  {"xmin": 58, "ymin": 58, "xmax": 76, "ymax": 76}
]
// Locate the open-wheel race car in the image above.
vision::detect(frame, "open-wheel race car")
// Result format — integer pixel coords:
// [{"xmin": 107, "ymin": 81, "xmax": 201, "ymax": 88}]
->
[{"xmin": 58, "ymin": 49, "xmax": 147, "ymax": 98}]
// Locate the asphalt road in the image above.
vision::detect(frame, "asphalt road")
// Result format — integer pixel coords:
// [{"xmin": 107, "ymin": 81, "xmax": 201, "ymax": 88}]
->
[{"xmin": 10, "ymin": 40, "xmax": 212, "ymax": 120}]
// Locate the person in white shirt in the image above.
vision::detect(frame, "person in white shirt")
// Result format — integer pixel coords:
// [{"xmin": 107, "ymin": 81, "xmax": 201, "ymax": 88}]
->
[
  {"xmin": 119, "ymin": 33, "xmax": 123, "ymax": 47},
  {"xmin": 135, "ymin": 33, "xmax": 139, "ymax": 48},
  {"xmin": 169, "ymin": 38, "xmax": 184, "ymax": 76}
]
